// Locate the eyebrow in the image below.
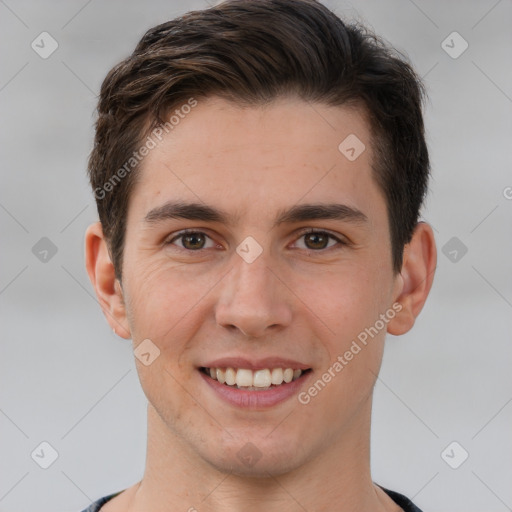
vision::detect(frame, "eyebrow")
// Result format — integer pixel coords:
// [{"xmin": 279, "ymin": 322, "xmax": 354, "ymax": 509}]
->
[{"xmin": 143, "ymin": 201, "xmax": 368, "ymax": 228}]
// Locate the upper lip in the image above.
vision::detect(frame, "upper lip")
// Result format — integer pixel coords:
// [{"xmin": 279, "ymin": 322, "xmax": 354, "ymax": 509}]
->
[{"xmin": 200, "ymin": 357, "xmax": 311, "ymax": 371}]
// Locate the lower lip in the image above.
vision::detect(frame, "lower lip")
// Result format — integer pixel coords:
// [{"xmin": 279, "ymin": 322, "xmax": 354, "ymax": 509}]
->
[{"xmin": 199, "ymin": 369, "xmax": 312, "ymax": 409}]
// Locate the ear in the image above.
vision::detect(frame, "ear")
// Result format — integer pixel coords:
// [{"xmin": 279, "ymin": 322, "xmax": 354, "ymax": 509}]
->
[
  {"xmin": 84, "ymin": 221, "xmax": 131, "ymax": 339},
  {"xmin": 387, "ymin": 222, "xmax": 437, "ymax": 336}
]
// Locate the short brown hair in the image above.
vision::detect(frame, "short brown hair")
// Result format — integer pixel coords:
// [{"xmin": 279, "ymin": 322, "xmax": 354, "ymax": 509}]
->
[{"xmin": 88, "ymin": 0, "xmax": 430, "ymax": 281}]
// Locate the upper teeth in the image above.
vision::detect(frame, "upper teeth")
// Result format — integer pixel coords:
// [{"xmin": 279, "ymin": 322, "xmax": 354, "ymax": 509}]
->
[{"xmin": 206, "ymin": 367, "xmax": 304, "ymax": 388}]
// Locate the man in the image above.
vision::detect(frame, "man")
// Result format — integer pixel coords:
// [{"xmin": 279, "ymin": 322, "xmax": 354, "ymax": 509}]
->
[{"xmin": 83, "ymin": 0, "xmax": 436, "ymax": 510}]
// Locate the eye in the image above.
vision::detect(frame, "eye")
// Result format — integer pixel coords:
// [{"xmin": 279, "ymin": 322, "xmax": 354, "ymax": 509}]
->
[
  {"xmin": 293, "ymin": 229, "xmax": 345, "ymax": 251},
  {"xmin": 166, "ymin": 230, "xmax": 217, "ymax": 251},
  {"xmin": 165, "ymin": 228, "xmax": 346, "ymax": 253}
]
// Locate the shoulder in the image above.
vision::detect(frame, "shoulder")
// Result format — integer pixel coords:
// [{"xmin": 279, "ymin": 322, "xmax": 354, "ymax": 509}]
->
[
  {"xmin": 78, "ymin": 490, "xmax": 124, "ymax": 512},
  {"xmin": 379, "ymin": 485, "xmax": 424, "ymax": 512}
]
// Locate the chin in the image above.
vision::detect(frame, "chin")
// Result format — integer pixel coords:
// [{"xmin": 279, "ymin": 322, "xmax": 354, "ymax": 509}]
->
[{"xmin": 202, "ymin": 438, "xmax": 307, "ymax": 478}]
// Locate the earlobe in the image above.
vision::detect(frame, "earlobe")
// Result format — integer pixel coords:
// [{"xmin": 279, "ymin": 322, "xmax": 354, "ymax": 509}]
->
[
  {"xmin": 387, "ymin": 222, "xmax": 437, "ymax": 336},
  {"xmin": 84, "ymin": 222, "xmax": 131, "ymax": 339}
]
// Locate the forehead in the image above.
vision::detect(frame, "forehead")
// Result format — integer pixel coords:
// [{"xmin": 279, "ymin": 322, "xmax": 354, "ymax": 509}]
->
[{"xmin": 129, "ymin": 96, "xmax": 384, "ymax": 224}]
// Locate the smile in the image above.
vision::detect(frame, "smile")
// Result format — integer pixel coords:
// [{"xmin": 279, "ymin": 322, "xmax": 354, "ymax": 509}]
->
[
  {"xmin": 200, "ymin": 366, "xmax": 310, "ymax": 390},
  {"xmin": 199, "ymin": 366, "xmax": 313, "ymax": 408}
]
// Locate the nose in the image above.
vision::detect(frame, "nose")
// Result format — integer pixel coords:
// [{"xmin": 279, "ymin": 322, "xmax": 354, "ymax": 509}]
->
[{"xmin": 215, "ymin": 252, "xmax": 293, "ymax": 338}]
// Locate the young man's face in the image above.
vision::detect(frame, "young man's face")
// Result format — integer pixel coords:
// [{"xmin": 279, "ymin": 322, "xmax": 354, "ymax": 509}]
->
[{"xmin": 92, "ymin": 96, "xmax": 417, "ymax": 476}]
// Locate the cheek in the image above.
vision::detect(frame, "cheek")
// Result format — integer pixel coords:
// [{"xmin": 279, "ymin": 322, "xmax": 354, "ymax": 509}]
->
[
  {"xmin": 298, "ymin": 282, "xmax": 388, "ymax": 428},
  {"xmin": 294, "ymin": 263, "xmax": 386, "ymax": 340},
  {"xmin": 123, "ymin": 258, "xmax": 222, "ymax": 344},
  {"xmin": 316, "ymin": 266, "xmax": 393, "ymax": 408},
  {"xmin": 295, "ymin": 261, "xmax": 392, "ymax": 410}
]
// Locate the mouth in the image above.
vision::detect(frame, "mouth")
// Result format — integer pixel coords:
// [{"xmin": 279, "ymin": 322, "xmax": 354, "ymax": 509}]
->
[{"xmin": 199, "ymin": 366, "xmax": 313, "ymax": 391}]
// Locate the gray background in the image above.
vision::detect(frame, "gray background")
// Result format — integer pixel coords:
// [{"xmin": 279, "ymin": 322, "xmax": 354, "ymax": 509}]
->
[{"xmin": 1, "ymin": 0, "xmax": 511, "ymax": 511}]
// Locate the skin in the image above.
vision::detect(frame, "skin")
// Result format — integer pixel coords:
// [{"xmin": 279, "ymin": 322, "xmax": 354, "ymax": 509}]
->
[{"xmin": 85, "ymin": 96, "xmax": 436, "ymax": 512}]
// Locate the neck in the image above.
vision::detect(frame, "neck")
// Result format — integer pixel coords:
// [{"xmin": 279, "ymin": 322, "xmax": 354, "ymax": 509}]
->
[{"xmin": 120, "ymin": 397, "xmax": 399, "ymax": 512}]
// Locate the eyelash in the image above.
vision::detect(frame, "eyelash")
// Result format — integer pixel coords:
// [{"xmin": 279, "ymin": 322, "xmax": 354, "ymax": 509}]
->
[{"xmin": 165, "ymin": 228, "xmax": 347, "ymax": 253}]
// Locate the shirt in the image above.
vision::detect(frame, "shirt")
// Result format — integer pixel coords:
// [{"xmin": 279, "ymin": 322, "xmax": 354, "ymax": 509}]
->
[{"xmin": 79, "ymin": 484, "xmax": 423, "ymax": 511}]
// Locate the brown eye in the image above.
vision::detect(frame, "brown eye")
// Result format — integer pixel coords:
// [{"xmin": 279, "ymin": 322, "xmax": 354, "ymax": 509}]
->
[
  {"xmin": 181, "ymin": 232, "xmax": 206, "ymax": 250},
  {"xmin": 167, "ymin": 231, "xmax": 215, "ymax": 251},
  {"xmin": 294, "ymin": 230, "xmax": 343, "ymax": 251},
  {"xmin": 304, "ymin": 232, "xmax": 329, "ymax": 250}
]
